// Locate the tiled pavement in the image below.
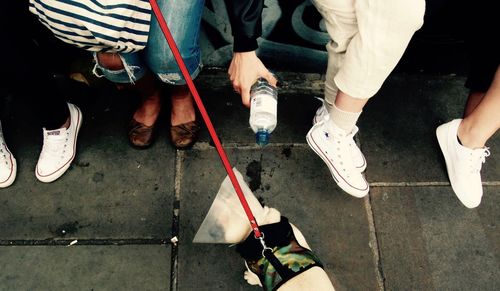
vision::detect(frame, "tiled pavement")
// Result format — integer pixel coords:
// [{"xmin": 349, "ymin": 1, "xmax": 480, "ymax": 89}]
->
[{"xmin": 0, "ymin": 71, "xmax": 498, "ymax": 290}]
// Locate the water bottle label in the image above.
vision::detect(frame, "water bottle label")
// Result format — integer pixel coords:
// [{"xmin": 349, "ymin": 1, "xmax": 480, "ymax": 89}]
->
[{"xmin": 251, "ymin": 94, "xmax": 277, "ymax": 115}]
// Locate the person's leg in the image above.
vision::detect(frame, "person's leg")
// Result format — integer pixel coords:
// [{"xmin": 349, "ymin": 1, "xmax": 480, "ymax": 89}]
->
[
  {"xmin": 333, "ymin": 0, "xmax": 425, "ymax": 126},
  {"xmin": 310, "ymin": 0, "xmax": 367, "ymax": 175},
  {"xmin": 463, "ymin": 91, "xmax": 485, "ymax": 117},
  {"xmin": 1, "ymin": 3, "xmax": 80, "ymax": 184},
  {"xmin": 95, "ymin": 52, "xmax": 161, "ymax": 127},
  {"xmin": 145, "ymin": 0, "xmax": 204, "ymax": 148},
  {"xmin": 311, "ymin": 0, "xmax": 357, "ymax": 114},
  {"xmin": 308, "ymin": 0, "xmax": 425, "ymax": 197},
  {"xmin": 435, "ymin": 0, "xmax": 498, "ymax": 208},
  {"xmin": 435, "ymin": 68, "xmax": 498, "ymax": 208},
  {"xmin": 1, "ymin": 3, "xmax": 70, "ymax": 130},
  {"xmin": 94, "ymin": 51, "xmax": 161, "ymax": 148},
  {"xmin": 316, "ymin": 0, "xmax": 425, "ymax": 128},
  {"xmin": 458, "ymin": 66, "xmax": 500, "ymax": 148}
]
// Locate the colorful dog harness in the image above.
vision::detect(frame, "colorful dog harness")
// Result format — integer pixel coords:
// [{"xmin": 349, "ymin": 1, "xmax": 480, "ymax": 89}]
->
[{"xmin": 236, "ymin": 217, "xmax": 324, "ymax": 291}]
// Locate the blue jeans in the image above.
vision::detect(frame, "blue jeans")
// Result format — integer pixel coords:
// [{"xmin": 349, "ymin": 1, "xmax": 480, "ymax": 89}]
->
[{"xmin": 93, "ymin": 0, "xmax": 204, "ymax": 85}]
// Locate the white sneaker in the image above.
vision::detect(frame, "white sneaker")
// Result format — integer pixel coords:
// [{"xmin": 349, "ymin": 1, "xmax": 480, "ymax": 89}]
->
[
  {"xmin": 0, "ymin": 121, "xmax": 16, "ymax": 188},
  {"xmin": 436, "ymin": 119, "xmax": 490, "ymax": 208},
  {"xmin": 306, "ymin": 118, "xmax": 369, "ymax": 198},
  {"xmin": 36, "ymin": 103, "xmax": 82, "ymax": 183},
  {"xmin": 312, "ymin": 98, "xmax": 366, "ymax": 172}
]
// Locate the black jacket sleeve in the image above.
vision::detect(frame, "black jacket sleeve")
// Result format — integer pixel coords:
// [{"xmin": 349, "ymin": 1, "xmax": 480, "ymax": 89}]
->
[{"xmin": 224, "ymin": 0, "xmax": 264, "ymax": 52}]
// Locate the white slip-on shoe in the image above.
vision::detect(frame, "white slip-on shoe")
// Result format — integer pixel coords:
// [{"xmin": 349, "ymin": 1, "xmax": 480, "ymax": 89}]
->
[
  {"xmin": 307, "ymin": 118, "xmax": 369, "ymax": 198},
  {"xmin": 313, "ymin": 98, "xmax": 366, "ymax": 172},
  {"xmin": 36, "ymin": 103, "xmax": 82, "ymax": 183},
  {"xmin": 0, "ymin": 121, "xmax": 16, "ymax": 188},
  {"xmin": 436, "ymin": 119, "xmax": 490, "ymax": 208}
]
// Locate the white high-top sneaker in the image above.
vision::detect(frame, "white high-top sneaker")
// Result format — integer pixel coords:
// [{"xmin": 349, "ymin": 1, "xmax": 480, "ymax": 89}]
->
[
  {"xmin": 36, "ymin": 103, "xmax": 82, "ymax": 183},
  {"xmin": 313, "ymin": 98, "xmax": 366, "ymax": 172},
  {"xmin": 307, "ymin": 118, "xmax": 369, "ymax": 198},
  {"xmin": 436, "ymin": 119, "xmax": 490, "ymax": 208},
  {"xmin": 0, "ymin": 121, "xmax": 16, "ymax": 188}
]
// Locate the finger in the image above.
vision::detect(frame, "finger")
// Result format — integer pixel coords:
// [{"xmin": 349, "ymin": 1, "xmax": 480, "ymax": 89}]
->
[
  {"xmin": 264, "ymin": 72, "xmax": 278, "ymax": 87},
  {"xmin": 241, "ymin": 86, "xmax": 251, "ymax": 108}
]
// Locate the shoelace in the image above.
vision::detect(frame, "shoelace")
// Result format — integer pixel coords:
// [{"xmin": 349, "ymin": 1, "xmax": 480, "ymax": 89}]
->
[
  {"xmin": 315, "ymin": 101, "xmax": 361, "ymax": 159},
  {"xmin": 471, "ymin": 147, "xmax": 491, "ymax": 173},
  {"xmin": 330, "ymin": 129, "xmax": 357, "ymax": 178},
  {"xmin": 0, "ymin": 143, "xmax": 9, "ymax": 167},
  {"xmin": 40, "ymin": 130, "xmax": 70, "ymax": 160}
]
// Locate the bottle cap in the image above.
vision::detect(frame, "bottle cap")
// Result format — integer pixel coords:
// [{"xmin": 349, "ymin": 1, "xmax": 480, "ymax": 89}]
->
[{"xmin": 255, "ymin": 130, "xmax": 270, "ymax": 146}]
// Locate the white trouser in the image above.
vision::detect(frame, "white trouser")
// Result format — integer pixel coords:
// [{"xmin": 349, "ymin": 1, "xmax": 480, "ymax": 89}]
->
[{"xmin": 312, "ymin": 0, "xmax": 426, "ymax": 108}]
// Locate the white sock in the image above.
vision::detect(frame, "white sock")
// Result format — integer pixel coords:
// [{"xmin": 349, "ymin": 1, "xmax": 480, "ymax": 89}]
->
[
  {"xmin": 324, "ymin": 84, "xmax": 337, "ymax": 112},
  {"xmin": 329, "ymin": 103, "xmax": 361, "ymax": 133}
]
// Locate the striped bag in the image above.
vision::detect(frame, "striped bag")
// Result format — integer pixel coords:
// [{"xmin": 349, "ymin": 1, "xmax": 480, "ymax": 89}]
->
[{"xmin": 29, "ymin": 0, "xmax": 152, "ymax": 53}]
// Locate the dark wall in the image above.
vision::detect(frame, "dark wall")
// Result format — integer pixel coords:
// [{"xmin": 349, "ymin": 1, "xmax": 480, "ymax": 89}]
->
[{"xmin": 200, "ymin": 0, "xmax": 468, "ymax": 74}]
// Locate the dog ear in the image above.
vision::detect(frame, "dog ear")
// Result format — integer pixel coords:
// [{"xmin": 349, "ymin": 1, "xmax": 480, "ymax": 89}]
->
[{"xmin": 193, "ymin": 168, "xmax": 280, "ymax": 244}]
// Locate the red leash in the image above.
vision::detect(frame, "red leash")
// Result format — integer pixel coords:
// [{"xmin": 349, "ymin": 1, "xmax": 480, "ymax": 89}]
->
[{"xmin": 149, "ymin": 0, "xmax": 262, "ymax": 239}]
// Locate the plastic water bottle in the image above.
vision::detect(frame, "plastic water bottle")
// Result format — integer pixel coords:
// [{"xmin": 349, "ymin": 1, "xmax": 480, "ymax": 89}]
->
[{"xmin": 249, "ymin": 78, "xmax": 278, "ymax": 146}]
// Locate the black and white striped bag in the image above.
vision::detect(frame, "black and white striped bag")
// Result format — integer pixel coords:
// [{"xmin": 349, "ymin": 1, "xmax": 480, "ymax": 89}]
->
[{"xmin": 29, "ymin": 0, "xmax": 151, "ymax": 53}]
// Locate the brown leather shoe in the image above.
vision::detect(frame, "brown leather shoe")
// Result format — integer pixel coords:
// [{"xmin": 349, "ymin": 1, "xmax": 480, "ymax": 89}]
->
[
  {"xmin": 128, "ymin": 118, "xmax": 157, "ymax": 149},
  {"xmin": 170, "ymin": 121, "xmax": 200, "ymax": 149}
]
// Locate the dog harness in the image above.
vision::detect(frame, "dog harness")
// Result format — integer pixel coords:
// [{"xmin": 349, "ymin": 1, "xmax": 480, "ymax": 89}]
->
[{"xmin": 236, "ymin": 217, "xmax": 324, "ymax": 291}]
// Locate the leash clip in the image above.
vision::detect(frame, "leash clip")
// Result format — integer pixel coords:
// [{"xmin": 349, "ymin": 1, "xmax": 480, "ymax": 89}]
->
[{"xmin": 256, "ymin": 232, "xmax": 273, "ymax": 258}]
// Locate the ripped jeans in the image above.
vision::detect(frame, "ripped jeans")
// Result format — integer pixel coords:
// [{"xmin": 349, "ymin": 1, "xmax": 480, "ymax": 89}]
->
[{"xmin": 93, "ymin": 0, "xmax": 204, "ymax": 85}]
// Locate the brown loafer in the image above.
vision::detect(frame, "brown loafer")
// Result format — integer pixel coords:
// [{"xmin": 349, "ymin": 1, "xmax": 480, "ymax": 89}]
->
[
  {"xmin": 128, "ymin": 118, "xmax": 157, "ymax": 149},
  {"xmin": 170, "ymin": 121, "xmax": 200, "ymax": 149}
]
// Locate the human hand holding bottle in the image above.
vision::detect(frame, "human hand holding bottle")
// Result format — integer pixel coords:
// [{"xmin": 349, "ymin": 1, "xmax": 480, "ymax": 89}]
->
[{"xmin": 228, "ymin": 51, "xmax": 277, "ymax": 107}]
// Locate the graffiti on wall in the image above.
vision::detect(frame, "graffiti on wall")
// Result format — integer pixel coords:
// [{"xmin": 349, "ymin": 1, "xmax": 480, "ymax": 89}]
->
[{"xmin": 200, "ymin": 0, "xmax": 330, "ymax": 72}]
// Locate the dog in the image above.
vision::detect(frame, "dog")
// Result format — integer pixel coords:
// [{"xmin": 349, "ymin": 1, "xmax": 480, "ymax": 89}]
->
[{"xmin": 194, "ymin": 169, "xmax": 336, "ymax": 291}]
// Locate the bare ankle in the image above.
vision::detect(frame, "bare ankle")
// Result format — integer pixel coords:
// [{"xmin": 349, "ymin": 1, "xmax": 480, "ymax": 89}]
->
[
  {"xmin": 62, "ymin": 117, "xmax": 70, "ymax": 129},
  {"xmin": 457, "ymin": 120, "xmax": 486, "ymax": 149},
  {"xmin": 133, "ymin": 92, "xmax": 162, "ymax": 126},
  {"xmin": 171, "ymin": 85, "xmax": 190, "ymax": 100}
]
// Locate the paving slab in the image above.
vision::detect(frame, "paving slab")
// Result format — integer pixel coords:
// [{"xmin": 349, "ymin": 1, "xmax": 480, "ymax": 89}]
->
[
  {"xmin": 477, "ymin": 188, "xmax": 500, "ymax": 264},
  {"xmin": 370, "ymin": 186, "xmax": 500, "ymax": 290},
  {"xmin": 0, "ymin": 245, "xmax": 171, "ymax": 291},
  {"xmin": 0, "ymin": 91, "xmax": 175, "ymax": 240},
  {"xmin": 178, "ymin": 146, "xmax": 379, "ymax": 290},
  {"xmin": 359, "ymin": 73, "xmax": 499, "ymax": 183}
]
